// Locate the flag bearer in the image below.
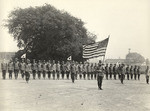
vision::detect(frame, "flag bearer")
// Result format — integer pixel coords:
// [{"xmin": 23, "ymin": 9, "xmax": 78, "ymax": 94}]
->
[{"xmin": 97, "ymin": 63, "xmax": 104, "ymax": 90}]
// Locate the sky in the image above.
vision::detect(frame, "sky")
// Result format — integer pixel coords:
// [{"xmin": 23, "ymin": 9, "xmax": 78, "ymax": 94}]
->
[{"xmin": 0, "ymin": 0, "xmax": 150, "ymax": 60}]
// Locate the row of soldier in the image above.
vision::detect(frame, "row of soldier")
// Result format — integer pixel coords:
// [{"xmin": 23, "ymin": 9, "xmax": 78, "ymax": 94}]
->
[{"xmin": 1, "ymin": 58, "xmax": 141, "ymax": 81}]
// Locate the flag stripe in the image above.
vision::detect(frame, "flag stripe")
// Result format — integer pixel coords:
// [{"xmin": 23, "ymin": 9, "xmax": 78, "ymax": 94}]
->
[{"xmin": 82, "ymin": 37, "xmax": 109, "ymax": 59}]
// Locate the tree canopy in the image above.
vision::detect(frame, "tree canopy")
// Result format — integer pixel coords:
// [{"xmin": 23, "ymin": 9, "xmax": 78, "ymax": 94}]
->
[
  {"xmin": 125, "ymin": 52, "xmax": 145, "ymax": 64},
  {"xmin": 5, "ymin": 4, "xmax": 96, "ymax": 62}
]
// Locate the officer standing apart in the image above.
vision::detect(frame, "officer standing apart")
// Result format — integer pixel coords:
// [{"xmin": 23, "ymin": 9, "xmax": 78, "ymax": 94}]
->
[
  {"xmin": 120, "ymin": 64, "xmax": 126, "ymax": 84},
  {"xmin": 70, "ymin": 62, "xmax": 76, "ymax": 83},
  {"xmin": 96, "ymin": 62, "xmax": 104, "ymax": 90},
  {"xmin": 25, "ymin": 59, "xmax": 32, "ymax": 83},
  {"xmin": 8, "ymin": 60, "xmax": 13, "ymax": 79}
]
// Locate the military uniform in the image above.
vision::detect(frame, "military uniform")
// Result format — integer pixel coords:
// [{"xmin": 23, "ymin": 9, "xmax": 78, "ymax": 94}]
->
[
  {"xmin": 14, "ymin": 60, "xmax": 19, "ymax": 79},
  {"xmin": 42, "ymin": 61, "xmax": 47, "ymax": 79},
  {"xmin": 126, "ymin": 65, "xmax": 130, "ymax": 80},
  {"xmin": 82, "ymin": 64, "xmax": 86, "ymax": 80},
  {"xmin": 1, "ymin": 62, "xmax": 7, "ymax": 79},
  {"xmin": 37, "ymin": 61, "xmax": 42, "ymax": 79},
  {"xmin": 70, "ymin": 63, "xmax": 76, "ymax": 83},
  {"xmin": 65, "ymin": 62, "xmax": 70, "ymax": 79},
  {"xmin": 130, "ymin": 66, "xmax": 134, "ymax": 80},
  {"xmin": 87, "ymin": 63, "xmax": 91, "ymax": 80},
  {"xmin": 61, "ymin": 61, "xmax": 65, "ymax": 79},
  {"xmin": 96, "ymin": 64, "xmax": 104, "ymax": 90},
  {"xmin": 113, "ymin": 64, "xmax": 117, "ymax": 80},
  {"xmin": 52, "ymin": 60, "xmax": 56, "ymax": 80},
  {"xmin": 78, "ymin": 62, "xmax": 83, "ymax": 79},
  {"xmin": 94, "ymin": 63, "xmax": 97, "ymax": 79},
  {"xmin": 137, "ymin": 66, "xmax": 141, "ymax": 80},
  {"xmin": 47, "ymin": 61, "xmax": 52, "ymax": 79},
  {"xmin": 120, "ymin": 64, "xmax": 125, "ymax": 84},
  {"xmin": 134, "ymin": 66, "xmax": 137, "ymax": 80},
  {"xmin": 109, "ymin": 64, "xmax": 113, "ymax": 79},
  {"xmin": 8, "ymin": 61, "xmax": 13, "ymax": 79},
  {"xmin": 20, "ymin": 60, "xmax": 26, "ymax": 79},
  {"xmin": 25, "ymin": 59, "xmax": 32, "ymax": 83},
  {"xmin": 56, "ymin": 61, "xmax": 61, "ymax": 80},
  {"xmin": 32, "ymin": 60, "xmax": 37, "ymax": 79}
]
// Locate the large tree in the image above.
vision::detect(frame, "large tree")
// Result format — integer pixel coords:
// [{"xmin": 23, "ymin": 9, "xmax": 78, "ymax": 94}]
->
[
  {"xmin": 5, "ymin": 4, "xmax": 96, "ymax": 62},
  {"xmin": 125, "ymin": 52, "xmax": 145, "ymax": 64}
]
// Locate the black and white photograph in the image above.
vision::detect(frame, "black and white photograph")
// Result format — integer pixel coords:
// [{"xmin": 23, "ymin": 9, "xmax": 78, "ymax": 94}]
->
[{"xmin": 0, "ymin": 0, "xmax": 150, "ymax": 111}]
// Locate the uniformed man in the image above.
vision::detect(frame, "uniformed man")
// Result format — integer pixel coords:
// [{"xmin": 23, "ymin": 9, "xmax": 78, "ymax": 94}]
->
[
  {"xmin": 137, "ymin": 66, "xmax": 141, "ymax": 80},
  {"xmin": 25, "ymin": 59, "xmax": 32, "ymax": 83},
  {"xmin": 56, "ymin": 61, "xmax": 61, "ymax": 80},
  {"xmin": 20, "ymin": 59, "xmax": 26, "ymax": 79},
  {"xmin": 52, "ymin": 60, "xmax": 56, "ymax": 80},
  {"xmin": 60, "ymin": 61, "xmax": 65, "ymax": 79},
  {"xmin": 145, "ymin": 66, "xmax": 150, "ymax": 84},
  {"xmin": 130, "ymin": 65, "xmax": 134, "ymax": 80},
  {"xmin": 117, "ymin": 64, "xmax": 121, "ymax": 79},
  {"xmin": 91, "ymin": 63, "xmax": 94, "ymax": 80},
  {"xmin": 94, "ymin": 63, "xmax": 97, "ymax": 80},
  {"xmin": 120, "ymin": 64, "xmax": 126, "ymax": 84},
  {"xmin": 37, "ymin": 60, "xmax": 42, "ymax": 79},
  {"xmin": 96, "ymin": 62, "xmax": 104, "ymax": 90},
  {"xmin": 8, "ymin": 60, "xmax": 14, "ymax": 79},
  {"xmin": 1, "ymin": 59, "xmax": 7, "ymax": 79},
  {"xmin": 109, "ymin": 64, "xmax": 113, "ymax": 79},
  {"xmin": 113, "ymin": 64, "xmax": 117, "ymax": 80},
  {"xmin": 70, "ymin": 62, "xmax": 76, "ymax": 83},
  {"xmin": 65, "ymin": 61, "xmax": 70, "ymax": 80},
  {"xmin": 134, "ymin": 65, "xmax": 137, "ymax": 80},
  {"xmin": 78, "ymin": 62, "xmax": 83, "ymax": 79},
  {"xmin": 82, "ymin": 63, "xmax": 86, "ymax": 80},
  {"xmin": 126, "ymin": 65, "xmax": 130, "ymax": 80},
  {"xmin": 14, "ymin": 58, "xmax": 19, "ymax": 79},
  {"xmin": 87, "ymin": 63, "xmax": 91, "ymax": 80},
  {"xmin": 105, "ymin": 64, "xmax": 109, "ymax": 80},
  {"xmin": 32, "ymin": 59, "xmax": 37, "ymax": 79},
  {"xmin": 75, "ymin": 62, "xmax": 79, "ymax": 80},
  {"xmin": 42, "ymin": 60, "xmax": 47, "ymax": 79},
  {"xmin": 47, "ymin": 60, "xmax": 52, "ymax": 79}
]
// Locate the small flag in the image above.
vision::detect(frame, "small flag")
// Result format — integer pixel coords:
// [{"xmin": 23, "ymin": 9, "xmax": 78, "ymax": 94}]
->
[
  {"xmin": 67, "ymin": 56, "xmax": 72, "ymax": 61},
  {"xmin": 21, "ymin": 54, "xmax": 26, "ymax": 58}
]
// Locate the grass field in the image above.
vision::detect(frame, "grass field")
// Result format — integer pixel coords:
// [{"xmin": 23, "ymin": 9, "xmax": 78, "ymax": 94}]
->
[{"xmin": 0, "ymin": 74, "xmax": 150, "ymax": 111}]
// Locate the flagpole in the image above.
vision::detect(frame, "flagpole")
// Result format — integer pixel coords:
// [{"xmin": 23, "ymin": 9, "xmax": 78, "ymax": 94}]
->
[{"xmin": 103, "ymin": 35, "xmax": 110, "ymax": 64}]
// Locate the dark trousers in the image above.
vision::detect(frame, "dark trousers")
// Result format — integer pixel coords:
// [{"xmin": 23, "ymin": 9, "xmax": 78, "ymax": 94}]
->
[
  {"xmin": 57, "ymin": 71, "xmax": 60, "ymax": 80},
  {"xmin": 109, "ymin": 73, "xmax": 112, "ymax": 79},
  {"xmin": 21, "ymin": 70, "xmax": 25, "ymax": 79},
  {"xmin": 38, "ymin": 71, "xmax": 41, "ymax": 79},
  {"xmin": 71, "ymin": 73, "xmax": 75, "ymax": 83},
  {"xmin": 91, "ymin": 72, "xmax": 93, "ymax": 80},
  {"xmin": 120, "ymin": 74, "xmax": 124, "ymax": 84},
  {"xmin": 97, "ymin": 76, "xmax": 103, "ymax": 89},
  {"xmin": 87, "ymin": 72, "xmax": 90, "ymax": 80},
  {"xmin": 8, "ymin": 70, "xmax": 12, "ymax": 79},
  {"xmin": 61, "ymin": 71, "xmax": 65, "ymax": 79},
  {"xmin": 106, "ymin": 72, "xmax": 108, "ymax": 80},
  {"xmin": 2, "ymin": 70, "xmax": 6, "ymax": 79},
  {"xmin": 43, "ymin": 71, "xmax": 46, "ymax": 79},
  {"xmin": 32, "ymin": 70, "xmax": 36, "ymax": 79},
  {"xmin": 146, "ymin": 76, "xmax": 149, "ymax": 84},
  {"xmin": 14, "ymin": 69, "xmax": 19, "ymax": 79},
  {"xmin": 138, "ymin": 74, "xmax": 140, "ymax": 80},
  {"xmin": 83, "ymin": 72, "xmax": 86, "ymax": 79},
  {"xmin": 52, "ymin": 70, "xmax": 55, "ymax": 80},
  {"xmin": 118, "ymin": 73, "xmax": 121, "ymax": 79},
  {"xmin": 79, "ymin": 71, "xmax": 82, "ymax": 79},
  {"xmin": 127, "ymin": 73, "xmax": 129, "ymax": 80},
  {"xmin": 113, "ymin": 73, "xmax": 116, "ymax": 80},
  {"xmin": 48, "ymin": 71, "xmax": 51, "ymax": 79},
  {"xmin": 130, "ymin": 73, "xmax": 133, "ymax": 80},
  {"xmin": 94, "ymin": 72, "xmax": 97, "ymax": 79},
  {"xmin": 66, "ymin": 71, "xmax": 70, "ymax": 79},
  {"xmin": 134, "ymin": 74, "xmax": 137, "ymax": 80},
  {"xmin": 25, "ymin": 72, "xmax": 30, "ymax": 83}
]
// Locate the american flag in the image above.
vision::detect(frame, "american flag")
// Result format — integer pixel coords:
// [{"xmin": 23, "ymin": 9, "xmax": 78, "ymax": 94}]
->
[{"xmin": 83, "ymin": 37, "xmax": 109, "ymax": 59}]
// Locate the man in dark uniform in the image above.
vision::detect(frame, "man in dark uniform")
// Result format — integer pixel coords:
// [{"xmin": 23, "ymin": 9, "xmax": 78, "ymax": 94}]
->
[
  {"xmin": 109, "ymin": 64, "xmax": 113, "ymax": 79},
  {"xmin": 56, "ymin": 61, "xmax": 61, "ymax": 80},
  {"xmin": 130, "ymin": 65, "xmax": 133, "ymax": 80},
  {"xmin": 65, "ymin": 61, "xmax": 70, "ymax": 80},
  {"xmin": 25, "ymin": 59, "xmax": 31, "ymax": 83},
  {"xmin": 105, "ymin": 64, "xmax": 109, "ymax": 80},
  {"xmin": 32, "ymin": 59, "xmax": 37, "ymax": 79},
  {"xmin": 97, "ymin": 63, "xmax": 104, "ymax": 90},
  {"xmin": 117, "ymin": 64, "xmax": 121, "ymax": 79},
  {"xmin": 70, "ymin": 62, "xmax": 76, "ymax": 83},
  {"xmin": 134, "ymin": 65, "xmax": 137, "ymax": 80},
  {"xmin": 61, "ymin": 61, "xmax": 65, "ymax": 79},
  {"xmin": 8, "ymin": 60, "xmax": 13, "ymax": 79},
  {"xmin": 137, "ymin": 66, "xmax": 141, "ymax": 80},
  {"xmin": 120, "ymin": 64, "xmax": 125, "ymax": 84},
  {"xmin": 37, "ymin": 60, "xmax": 42, "ymax": 79},
  {"xmin": 42, "ymin": 60, "xmax": 47, "ymax": 79},
  {"xmin": 94, "ymin": 63, "xmax": 97, "ymax": 80},
  {"xmin": 47, "ymin": 60, "xmax": 52, "ymax": 79},
  {"xmin": 126, "ymin": 65, "xmax": 130, "ymax": 80},
  {"xmin": 20, "ymin": 59, "xmax": 26, "ymax": 79},
  {"xmin": 1, "ymin": 59, "xmax": 7, "ymax": 79},
  {"xmin": 113, "ymin": 64, "xmax": 117, "ymax": 80},
  {"xmin": 52, "ymin": 60, "xmax": 56, "ymax": 80},
  {"xmin": 14, "ymin": 58, "xmax": 19, "ymax": 79}
]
